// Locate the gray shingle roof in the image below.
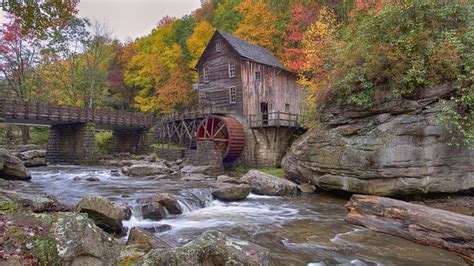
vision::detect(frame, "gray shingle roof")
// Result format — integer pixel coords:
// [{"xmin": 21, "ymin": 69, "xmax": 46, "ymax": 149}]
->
[{"xmin": 217, "ymin": 31, "xmax": 288, "ymax": 71}]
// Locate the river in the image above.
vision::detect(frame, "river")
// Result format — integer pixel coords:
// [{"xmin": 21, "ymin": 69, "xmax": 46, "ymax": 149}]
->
[{"xmin": 14, "ymin": 165, "xmax": 467, "ymax": 265}]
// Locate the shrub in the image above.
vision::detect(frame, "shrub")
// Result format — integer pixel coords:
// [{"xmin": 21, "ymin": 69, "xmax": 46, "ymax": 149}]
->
[
  {"xmin": 95, "ymin": 131, "xmax": 113, "ymax": 155},
  {"xmin": 303, "ymin": 1, "xmax": 474, "ymax": 146},
  {"xmin": 30, "ymin": 127, "xmax": 49, "ymax": 145}
]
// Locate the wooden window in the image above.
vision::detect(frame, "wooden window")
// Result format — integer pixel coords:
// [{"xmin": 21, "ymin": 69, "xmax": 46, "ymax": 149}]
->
[
  {"xmin": 203, "ymin": 67, "xmax": 210, "ymax": 83},
  {"xmin": 229, "ymin": 87, "xmax": 236, "ymax": 103},
  {"xmin": 285, "ymin": 103, "xmax": 290, "ymax": 112},
  {"xmin": 205, "ymin": 91, "xmax": 210, "ymax": 99},
  {"xmin": 216, "ymin": 40, "xmax": 222, "ymax": 52},
  {"xmin": 255, "ymin": 71, "xmax": 261, "ymax": 81},
  {"xmin": 228, "ymin": 61, "xmax": 236, "ymax": 78}
]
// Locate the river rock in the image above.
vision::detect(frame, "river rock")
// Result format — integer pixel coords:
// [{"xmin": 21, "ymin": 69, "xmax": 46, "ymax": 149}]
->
[
  {"xmin": 143, "ymin": 224, "xmax": 172, "ymax": 234},
  {"xmin": 16, "ymin": 149, "xmax": 46, "ymax": 167},
  {"xmin": 298, "ymin": 183, "xmax": 317, "ymax": 193},
  {"xmin": 75, "ymin": 195, "xmax": 128, "ymax": 236},
  {"xmin": 127, "ymin": 163, "xmax": 172, "ymax": 176},
  {"xmin": 0, "ymin": 148, "xmax": 31, "ymax": 181},
  {"xmin": 139, "ymin": 201, "xmax": 167, "ymax": 220},
  {"xmin": 212, "ymin": 183, "xmax": 251, "ymax": 201},
  {"xmin": 138, "ymin": 193, "xmax": 182, "ymax": 215},
  {"xmin": 181, "ymin": 173, "xmax": 213, "ymax": 181},
  {"xmin": 136, "ymin": 230, "xmax": 274, "ymax": 265},
  {"xmin": 85, "ymin": 176, "xmax": 100, "ymax": 182},
  {"xmin": 145, "ymin": 155, "xmax": 156, "ymax": 162},
  {"xmin": 240, "ymin": 170, "xmax": 298, "ymax": 196},
  {"xmin": 180, "ymin": 165, "xmax": 214, "ymax": 175},
  {"xmin": 216, "ymin": 175, "xmax": 240, "ymax": 184},
  {"xmin": 126, "ymin": 227, "xmax": 171, "ymax": 252},
  {"xmin": 0, "ymin": 189, "xmax": 68, "ymax": 212},
  {"xmin": 282, "ymin": 83, "xmax": 474, "ymax": 196},
  {"xmin": 53, "ymin": 212, "xmax": 123, "ymax": 265}
]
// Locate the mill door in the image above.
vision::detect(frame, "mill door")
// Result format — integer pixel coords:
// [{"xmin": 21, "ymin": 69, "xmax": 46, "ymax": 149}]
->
[{"xmin": 260, "ymin": 102, "xmax": 268, "ymax": 125}]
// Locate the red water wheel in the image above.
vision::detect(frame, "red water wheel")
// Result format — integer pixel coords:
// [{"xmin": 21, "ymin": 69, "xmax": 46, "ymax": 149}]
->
[{"xmin": 196, "ymin": 115, "xmax": 244, "ymax": 162}]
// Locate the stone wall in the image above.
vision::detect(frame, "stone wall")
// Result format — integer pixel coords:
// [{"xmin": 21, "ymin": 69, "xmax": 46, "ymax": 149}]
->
[
  {"xmin": 46, "ymin": 123, "xmax": 96, "ymax": 164},
  {"xmin": 156, "ymin": 147, "xmax": 185, "ymax": 161},
  {"xmin": 241, "ymin": 127, "xmax": 295, "ymax": 167},
  {"xmin": 111, "ymin": 129, "xmax": 151, "ymax": 154},
  {"xmin": 185, "ymin": 140, "xmax": 224, "ymax": 175},
  {"xmin": 282, "ymin": 84, "xmax": 474, "ymax": 196}
]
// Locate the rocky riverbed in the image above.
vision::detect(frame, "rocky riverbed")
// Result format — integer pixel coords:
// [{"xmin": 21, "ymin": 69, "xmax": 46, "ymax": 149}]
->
[{"xmin": 0, "ymin": 163, "xmax": 469, "ymax": 265}]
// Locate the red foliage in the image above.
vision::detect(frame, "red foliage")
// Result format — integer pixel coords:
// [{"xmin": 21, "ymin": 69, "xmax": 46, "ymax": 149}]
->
[{"xmin": 282, "ymin": 2, "xmax": 318, "ymax": 72}]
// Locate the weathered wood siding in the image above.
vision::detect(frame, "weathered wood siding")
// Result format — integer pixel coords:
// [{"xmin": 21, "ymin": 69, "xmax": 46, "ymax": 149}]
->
[
  {"xmin": 240, "ymin": 60, "xmax": 305, "ymax": 118},
  {"xmin": 196, "ymin": 35, "xmax": 243, "ymax": 113}
]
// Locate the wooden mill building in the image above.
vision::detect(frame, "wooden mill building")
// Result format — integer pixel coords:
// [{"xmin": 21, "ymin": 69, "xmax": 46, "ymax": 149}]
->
[{"xmin": 157, "ymin": 30, "xmax": 306, "ymax": 167}]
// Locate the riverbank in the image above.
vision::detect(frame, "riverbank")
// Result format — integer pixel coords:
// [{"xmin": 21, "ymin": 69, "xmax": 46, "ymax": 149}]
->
[{"xmin": 0, "ymin": 162, "xmax": 471, "ymax": 265}]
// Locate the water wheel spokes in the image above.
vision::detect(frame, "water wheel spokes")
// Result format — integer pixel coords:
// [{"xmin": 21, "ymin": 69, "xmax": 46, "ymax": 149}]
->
[{"xmin": 196, "ymin": 115, "xmax": 244, "ymax": 162}]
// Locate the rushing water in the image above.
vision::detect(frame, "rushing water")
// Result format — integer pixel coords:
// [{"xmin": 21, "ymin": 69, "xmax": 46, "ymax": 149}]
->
[{"xmin": 15, "ymin": 165, "xmax": 468, "ymax": 265}]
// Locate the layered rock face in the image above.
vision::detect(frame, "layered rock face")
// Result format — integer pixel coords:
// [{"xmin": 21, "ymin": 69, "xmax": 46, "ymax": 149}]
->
[{"xmin": 282, "ymin": 84, "xmax": 474, "ymax": 196}]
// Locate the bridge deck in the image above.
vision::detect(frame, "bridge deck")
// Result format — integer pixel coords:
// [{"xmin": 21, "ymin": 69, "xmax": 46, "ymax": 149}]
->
[{"xmin": 0, "ymin": 98, "xmax": 153, "ymax": 129}]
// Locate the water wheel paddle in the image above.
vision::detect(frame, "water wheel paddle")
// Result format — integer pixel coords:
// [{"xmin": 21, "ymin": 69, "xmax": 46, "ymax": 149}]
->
[{"xmin": 196, "ymin": 115, "xmax": 244, "ymax": 162}]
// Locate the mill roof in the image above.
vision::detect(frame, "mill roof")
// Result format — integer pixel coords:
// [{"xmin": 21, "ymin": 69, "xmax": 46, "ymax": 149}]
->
[{"xmin": 196, "ymin": 30, "xmax": 290, "ymax": 72}]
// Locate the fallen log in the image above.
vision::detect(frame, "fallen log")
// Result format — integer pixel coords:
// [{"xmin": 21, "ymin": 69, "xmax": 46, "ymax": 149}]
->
[{"xmin": 345, "ymin": 194, "xmax": 474, "ymax": 264}]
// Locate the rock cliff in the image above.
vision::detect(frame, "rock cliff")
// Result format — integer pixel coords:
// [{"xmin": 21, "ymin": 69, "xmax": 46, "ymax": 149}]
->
[{"xmin": 282, "ymin": 84, "xmax": 474, "ymax": 195}]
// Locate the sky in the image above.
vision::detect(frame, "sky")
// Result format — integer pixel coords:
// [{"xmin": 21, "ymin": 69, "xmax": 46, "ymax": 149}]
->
[{"xmin": 0, "ymin": 0, "xmax": 202, "ymax": 41}]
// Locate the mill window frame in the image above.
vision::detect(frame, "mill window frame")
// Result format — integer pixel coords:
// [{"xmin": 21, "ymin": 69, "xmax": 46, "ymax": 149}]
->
[
  {"xmin": 228, "ymin": 61, "xmax": 236, "ymax": 78},
  {"xmin": 255, "ymin": 71, "xmax": 261, "ymax": 82},
  {"xmin": 203, "ymin": 67, "xmax": 210, "ymax": 83},
  {"xmin": 216, "ymin": 40, "xmax": 222, "ymax": 52},
  {"xmin": 229, "ymin": 87, "xmax": 237, "ymax": 103}
]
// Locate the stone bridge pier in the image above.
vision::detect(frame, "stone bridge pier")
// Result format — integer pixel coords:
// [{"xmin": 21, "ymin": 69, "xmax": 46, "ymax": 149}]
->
[
  {"xmin": 46, "ymin": 123, "xmax": 97, "ymax": 164},
  {"xmin": 46, "ymin": 123, "xmax": 152, "ymax": 164}
]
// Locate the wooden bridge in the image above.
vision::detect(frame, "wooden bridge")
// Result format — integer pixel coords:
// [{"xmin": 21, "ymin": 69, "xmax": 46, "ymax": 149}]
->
[
  {"xmin": 0, "ymin": 97, "xmax": 154, "ymax": 164},
  {"xmin": 0, "ymin": 98, "xmax": 153, "ymax": 129}
]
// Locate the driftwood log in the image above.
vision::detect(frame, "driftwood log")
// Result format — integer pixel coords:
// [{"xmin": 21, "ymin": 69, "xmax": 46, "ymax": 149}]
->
[{"xmin": 345, "ymin": 195, "xmax": 474, "ymax": 263}]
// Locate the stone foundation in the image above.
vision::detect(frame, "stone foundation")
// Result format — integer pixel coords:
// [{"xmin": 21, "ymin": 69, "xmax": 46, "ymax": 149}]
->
[
  {"xmin": 185, "ymin": 140, "xmax": 224, "ymax": 175},
  {"xmin": 46, "ymin": 123, "xmax": 96, "ymax": 164},
  {"xmin": 156, "ymin": 147, "xmax": 185, "ymax": 161},
  {"xmin": 111, "ymin": 129, "xmax": 151, "ymax": 154}
]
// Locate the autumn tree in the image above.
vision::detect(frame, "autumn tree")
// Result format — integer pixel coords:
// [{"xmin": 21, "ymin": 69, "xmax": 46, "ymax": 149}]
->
[
  {"xmin": 282, "ymin": 2, "xmax": 318, "ymax": 72},
  {"xmin": 3, "ymin": 0, "xmax": 79, "ymax": 36},
  {"xmin": 125, "ymin": 22, "xmax": 195, "ymax": 113},
  {"xmin": 235, "ymin": 0, "xmax": 282, "ymax": 53},
  {"xmin": 213, "ymin": 0, "xmax": 242, "ymax": 33},
  {"xmin": 187, "ymin": 21, "xmax": 215, "ymax": 70}
]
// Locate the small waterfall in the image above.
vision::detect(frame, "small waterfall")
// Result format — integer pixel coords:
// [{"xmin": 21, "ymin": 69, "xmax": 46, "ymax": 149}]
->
[{"xmin": 176, "ymin": 188, "xmax": 215, "ymax": 213}]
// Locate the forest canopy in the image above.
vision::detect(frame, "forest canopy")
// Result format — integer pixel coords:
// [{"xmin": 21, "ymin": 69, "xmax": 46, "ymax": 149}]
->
[{"xmin": 0, "ymin": 0, "xmax": 473, "ymax": 145}]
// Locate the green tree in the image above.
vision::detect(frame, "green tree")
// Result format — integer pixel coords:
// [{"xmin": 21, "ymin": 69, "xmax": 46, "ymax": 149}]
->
[{"xmin": 213, "ymin": 0, "xmax": 242, "ymax": 33}]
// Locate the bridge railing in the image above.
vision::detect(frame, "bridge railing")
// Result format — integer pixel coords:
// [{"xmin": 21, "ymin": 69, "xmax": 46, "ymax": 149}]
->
[
  {"xmin": 248, "ymin": 112, "xmax": 301, "ymax": 128},
  {"xmin": 0, "ymin": 98, "xmax": 153, "ymax": 128},
  {"xmin": 156, "ymin": 106, "xmax": 228, "ymax": 124}
]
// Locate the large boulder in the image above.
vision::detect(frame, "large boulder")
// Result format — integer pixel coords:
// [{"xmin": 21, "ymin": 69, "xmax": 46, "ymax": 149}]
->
[
  {"xmin": 16, "ymin": 149, "xmax": 46, "ymax": 167},
  {"xmin": 138, "ymin": 193, "xmax": 182, "ymax": 215},
  {"xmin": 126, "ymin": 227, "xmax": 171, "ymax": 252},
  {"xmin": 0, "ymin": 148, "xmax": 31, "ymax": 180},
  {"xmin": 53, "ymin": 212, "xmax": 123, "ymax": 265},
  {"xmin": 136, "ymin": 230, "xmax": 275, "ymax": 265},
  {"xmin": 240, "ymin": 170, "xmax": 298, "ymax": 196},
  {"xmin": 127, "ymin": 163, "xmax": 172, "ymax": 177},
  {"xmin": 282, "ymin": 84, "xmax": 474, "ymax": 196},
  {"xmin": 138, "ymin": 201, "xmax": 167, "ymax": 220},
  {"xmin": 75, "ymin": 195, "xmax": 128, "ymax": 236},
  {"xmin": 212, "ymin": 183, "xmax": 251, "ymax": 201},
  {"xmin": 0, "ymin": 189, "xmax": 68, "ymax": 212}
]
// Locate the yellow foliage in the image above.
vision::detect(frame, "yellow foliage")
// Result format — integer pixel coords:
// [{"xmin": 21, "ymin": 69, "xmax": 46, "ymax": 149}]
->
[
  {"xmin": 235, "ymin": 0, "xmax": 282, "ymax": 53},
  {"xmin": 186, "ymin": 20, "xmax": 215, "ymax": 69}
]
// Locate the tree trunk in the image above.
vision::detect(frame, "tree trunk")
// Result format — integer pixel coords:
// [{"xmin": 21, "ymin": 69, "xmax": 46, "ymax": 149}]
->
[
  {"xmin": 345, "ymin": 195, "xmax": 474, "ymax": 264},
  {"xmin": 20, "ymin": 125, "xmax": 29, "ymax": 145}
]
